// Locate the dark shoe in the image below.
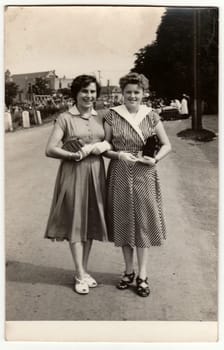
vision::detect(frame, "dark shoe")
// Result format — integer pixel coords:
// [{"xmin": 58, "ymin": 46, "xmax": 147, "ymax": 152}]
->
[
  {"xmin": 136, "ymin": 276, "xmax": 150, "ymax": 297},
  {"xmin": 116, "ymin": 271, "xmax": 135, "ymax": 290}
]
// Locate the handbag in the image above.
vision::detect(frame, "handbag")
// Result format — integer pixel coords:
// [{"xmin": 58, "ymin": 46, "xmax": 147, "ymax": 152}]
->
[
  {"xmin": 62, "ymin": 137, "xmax": 85, "ymax": 152},
  {"xmin": 142, "ymin": 115, "xmax": 161, "ymax": 158},
  {"xmin": 142, "ymin": 134, "xmax": 161, "ymax": 157}
]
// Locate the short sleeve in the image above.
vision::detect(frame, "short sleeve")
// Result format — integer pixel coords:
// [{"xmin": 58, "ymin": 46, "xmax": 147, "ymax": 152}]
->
[
  {"xmin": 55, "ymin": 113, "xmax": 66, "ymax": 131},
  {"xmin": 104, "ymin": 110, "xmax": 113, "ymax": 126},
  {"xmin": 96, "ymin": 109, "xmax": 106, "ymax": 123}
]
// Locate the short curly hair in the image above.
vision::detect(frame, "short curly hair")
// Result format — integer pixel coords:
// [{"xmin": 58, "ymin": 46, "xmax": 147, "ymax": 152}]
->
[
  {"xmin": 119, "ymin": 72, "xmax": 149, "ymax": 91},
  {"xmin": 70, "ymin": 75, "xmax": 101, "ymax": 102}
]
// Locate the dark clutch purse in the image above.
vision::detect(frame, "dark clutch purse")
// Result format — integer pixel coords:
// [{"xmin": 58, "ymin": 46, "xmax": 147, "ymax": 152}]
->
[
  {"xmin": 142, "ymin": 113, "xmax": 161, "ymax": 158},
  {"xmin": 142, "ymin": 134, "xmax": 161, "ymax": 158},
  {"xmin": 62, "ymin": 137, "xmax": 85, "ymax": 152}
]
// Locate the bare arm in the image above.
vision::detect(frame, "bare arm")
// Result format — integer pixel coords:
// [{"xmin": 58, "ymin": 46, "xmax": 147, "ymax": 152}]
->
[
  {"xmin": 139, "ymin": 120, "xmax": 171, "ymax": 166},
  {"xmin": 103, "ymin": 121, "xmax": 119, "ymax": 159},
  {"xmin": 154, "ymin": 121, "xmax": 172, "ymax": 162},
  {"xmin": 45, "ymin": 123, "xmax": 81, "ymax": 161}
]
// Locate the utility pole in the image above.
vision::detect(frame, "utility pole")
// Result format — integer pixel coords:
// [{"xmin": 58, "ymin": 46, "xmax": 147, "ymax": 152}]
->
[
  {"xmin": 97, "ymin": 70, "xmax": 101, "ymax": 85},
  {"xmin": 107, "ymin": 79, "xmax": 110, "ymax": 102},
  {"xmin": 192, "ymin": 8, "xmax": 202, "ymax": 130},
  {"xmin": 31, "ymin": 81, "xmax": 38, "ymax": 125}
]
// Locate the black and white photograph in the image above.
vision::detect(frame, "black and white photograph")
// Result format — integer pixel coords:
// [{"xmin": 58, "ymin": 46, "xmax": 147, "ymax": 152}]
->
[{"xmin": 3, "ymin": 1, "xmax": 220, "ymax": 344}]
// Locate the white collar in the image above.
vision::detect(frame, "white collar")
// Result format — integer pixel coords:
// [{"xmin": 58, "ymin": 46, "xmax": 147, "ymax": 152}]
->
[
  {"xmin": 110, "ymin": 104, "xmax": 152, "ymax": 142},
  {"xmin": 69, "ymin": 105, "xmax": 98, "ymax": 116}
]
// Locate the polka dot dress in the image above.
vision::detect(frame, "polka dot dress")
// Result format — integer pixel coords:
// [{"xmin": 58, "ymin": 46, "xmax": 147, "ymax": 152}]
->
[
  {"xmin": 45, "ymin": 107, "xmax": 108, "ymax": 243},
  {"xmin": 105, "ymin": 108, "xmax": 167, "ymax": 248}
]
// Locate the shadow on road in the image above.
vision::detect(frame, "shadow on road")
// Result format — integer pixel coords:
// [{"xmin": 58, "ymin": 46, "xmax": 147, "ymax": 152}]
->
[{"xmin": 6, "ymin": 260, "xmax": 118, "ymax": 288}]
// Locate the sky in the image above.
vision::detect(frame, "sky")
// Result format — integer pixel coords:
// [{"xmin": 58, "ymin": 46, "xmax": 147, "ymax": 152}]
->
[{"xmin": 4, "ymin": 5, "xmax": 165, "ymax": 86}]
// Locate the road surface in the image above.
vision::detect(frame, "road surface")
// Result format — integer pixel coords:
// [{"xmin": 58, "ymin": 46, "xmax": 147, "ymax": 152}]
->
[{"xmin": 5, "ymin": 115, "xmax": 218, "ymax": 322}]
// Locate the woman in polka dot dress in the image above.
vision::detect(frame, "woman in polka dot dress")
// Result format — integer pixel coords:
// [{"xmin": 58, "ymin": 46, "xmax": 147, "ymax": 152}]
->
[
  {"xmin": 45, "ymin": 75, "xmax": 111, "ymax": 295},
  {"xmin": 104, "ymin": 73, "xmax": 171, "ymax": 297}
]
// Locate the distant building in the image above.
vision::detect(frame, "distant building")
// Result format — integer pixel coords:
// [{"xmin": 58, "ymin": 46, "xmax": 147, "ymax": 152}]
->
[
  {"xmin": 11, "ymin": 70, "xmax": 58, "ymax": 102},
  {"xmin": 54, "ymin": 76, "xmax": 73, "ymax": 90},
  {"xmin": 100, "ymin": 85, "xmax": 122, "ymax": 104},
  {"xmin": 9, "ymin": 69, "xmax": 123, "ymax": 106},
  {"xmin": 111, "ymin": 86, "xmax": 123, "ymax": 104}
]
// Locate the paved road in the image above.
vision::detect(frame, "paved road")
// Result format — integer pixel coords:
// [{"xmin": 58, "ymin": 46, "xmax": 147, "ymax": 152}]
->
[{"xmin": 5, "ymin": 115, "xmax": 218, "ymax": 321}]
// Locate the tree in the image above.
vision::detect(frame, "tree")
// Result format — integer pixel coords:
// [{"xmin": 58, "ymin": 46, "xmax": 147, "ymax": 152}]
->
[
  {"xmin": 32, "ymin": 77, "xmax": 52, "ymax": 95},
  {"xmin": 132, "ymin": 7, "xmax": 218, "ymax": 113},
  {"xmin": 58, "ymin": 88, "xmax": 71, "ymax": 98},
  {"xmin": 5, "ymin": 81, "xmax": 18, "ymax": 108},
  {"xmin": 199, "ymin": 8, "xmax": 218, "ymax": 113}
]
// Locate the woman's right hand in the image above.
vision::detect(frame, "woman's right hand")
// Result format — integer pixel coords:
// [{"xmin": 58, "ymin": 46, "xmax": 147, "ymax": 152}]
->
[
  {"xmin": 70, "ymin": 152, "xmax": 82, "ymax": 161},
  {"xmin": 70, "ymin": 144, "xmax": 95, "ymax": 161},
  {"xmin": 118, "ymin": 151, "xmax": 138, "ymax": 164},
  {"xmin": 137, "ymin": 156, "xmax": 156, "ymax": 166}
]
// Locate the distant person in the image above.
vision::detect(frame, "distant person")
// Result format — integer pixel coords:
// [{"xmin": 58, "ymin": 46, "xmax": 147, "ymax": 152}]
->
[
  {"xmin": 170, "ymin": 99, "xmax": 176, "ymax": 108},
  {"xmin": 174, "ymin": 98, "xmax": 181, "ymax": 112},
  {"xmin": 113, "ymin": 96, "xmax": 121, "ymax": 106},
  {"xmin": 170, "ymin": 99, "xmax": 181, "ymax": 112},
  {"xmin": 146, "ymin": 100, "xmax": 152, "ymax": 108},
  {"xmin": 67, "ymin": 99, "xmax": 73, "ymax": 108},
  {"xmin": 45, "ymin": 74, "xmax": 111, "ymax": 295},
  {"xmin": 13, "ymin": 105, "xmax": 21, "ymax": 119},
  {"xmin": 104, "ymin": 73, "xmax": 171, "ymax": 297},
  {"xmin": 103, "ymin": 101, "xmax": 109, "ymax": 109},
  {"xmin": 169, "ymin": 99, "xmax": 181, "ymax": 119},
  {"xmin": 180, "ymin": 94, "xmax": 189, "ymax": 118}
]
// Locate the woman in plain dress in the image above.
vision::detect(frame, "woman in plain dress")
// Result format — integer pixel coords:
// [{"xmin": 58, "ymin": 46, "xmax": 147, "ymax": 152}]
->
[
  {"xmin": 104, "ymin": 73, "xmax": 171, "ymax": 297},
  {"xmin": 45, "ymin": 74, "xmax": 111, "ymax": 295},
  {"xmin": 180, "ymin": 93, "xmax": 189, "ymax": 118}
]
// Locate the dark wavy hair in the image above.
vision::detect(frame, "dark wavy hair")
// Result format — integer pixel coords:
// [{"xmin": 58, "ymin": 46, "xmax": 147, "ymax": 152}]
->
[
  {"xmin": 119, "ymin": 72, "xmax": 149, "ymax": 91},
  {"xmin": 70, "ymin": 75, "xmax": 101, "ymax": 102}
]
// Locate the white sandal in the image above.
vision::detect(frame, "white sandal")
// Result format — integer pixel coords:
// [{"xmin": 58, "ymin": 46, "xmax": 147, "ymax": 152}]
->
[
  {"xmin": 74, "ymin": 277, "xmax": 89, "ymax": 294},
  {"xmin": 84, "ymin": 274, "xmax": 97, "ymax": 288}
]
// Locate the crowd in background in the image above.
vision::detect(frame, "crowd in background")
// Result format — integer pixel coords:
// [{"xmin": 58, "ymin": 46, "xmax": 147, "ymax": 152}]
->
[{"xmin": 6, "ymin": 90, "xmax": 191, "ymax": 131}]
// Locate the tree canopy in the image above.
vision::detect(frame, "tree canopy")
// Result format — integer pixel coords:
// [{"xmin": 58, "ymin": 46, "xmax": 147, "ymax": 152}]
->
[
  {"xmin": 31, "ymin": 77, "xmax": 52, "ymax": 95},
  {"xmin": 131, "ymin": 7, "xmax": 218, "ymax": 112},
  {"xmin": 58, "ymin": 88, "xmax": 72, "ymax": 98},
  {"xmin": 5, "ymin": 81, "xmax": 18, "ymax": 108}
]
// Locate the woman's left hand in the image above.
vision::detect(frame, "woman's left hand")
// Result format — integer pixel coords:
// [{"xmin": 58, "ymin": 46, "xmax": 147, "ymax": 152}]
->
[
  {"xmin": 91, "ymin": 141, "xmax": 112, "ymax": 155},
  {"xmin": 137, "ymin": 156, "xmax": 156, "ymax": 166}
]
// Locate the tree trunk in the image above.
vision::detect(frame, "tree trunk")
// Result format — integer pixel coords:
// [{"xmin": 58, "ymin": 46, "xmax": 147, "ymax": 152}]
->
[{"xmin": 192, "ymin": 8, "xmax": 202, "ymax": 131}]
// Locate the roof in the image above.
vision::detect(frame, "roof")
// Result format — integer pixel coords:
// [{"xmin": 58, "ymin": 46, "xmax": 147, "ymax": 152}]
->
[
  {"xmin": 100, "ymin": 85, "xmax": 121, "ymax": 94},
  {"xmin": 11, "ymin": 71, "xmax": 57, "ymax": 80},
  {"xmin": 11, "ymin": 70, "xmax": 57, "ymax": 91}
]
